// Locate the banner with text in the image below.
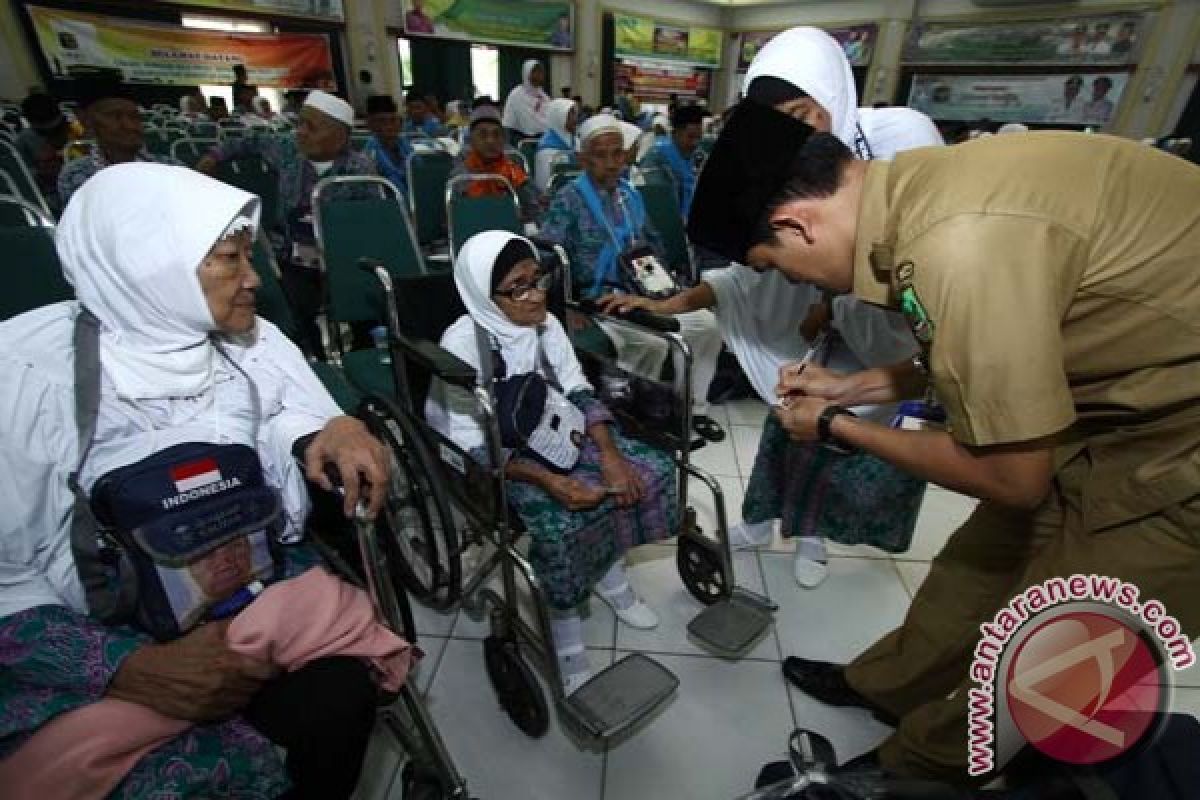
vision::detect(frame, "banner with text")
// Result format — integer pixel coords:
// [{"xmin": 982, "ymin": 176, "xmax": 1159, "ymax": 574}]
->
[
  {"xmin": 907, "ymin": 72, "xmax": 1129, "ymax": 127},
  {"xmin": 738, "ymin": 24, "xmax": 877, "ymax": 71},
  {"xmin": 615, "ymin": 61, "xmax": 710, "ymax": 102},
  {"xmin": 156, "ymin": 0, "xmax": 344, "ymax": 22},
  {"xmin": 28, "ymin": 5, "xmax": 335, "ymax": 87},
  {"xmin": 402, "ymin": 0, "xmax": 573, "ymax": 51},
  {"xmin": 904, "ymin": 14, "xmax": 1144, "ymax": 65},
  {"xmin": 613, "ymin": 13, "xmax": 721, "ymax": 68}
]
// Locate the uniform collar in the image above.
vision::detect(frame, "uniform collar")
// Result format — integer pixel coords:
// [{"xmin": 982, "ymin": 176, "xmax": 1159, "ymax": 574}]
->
[{"xmin": 852, "ymin": 160, "xmax": 895, "ymax": 308}]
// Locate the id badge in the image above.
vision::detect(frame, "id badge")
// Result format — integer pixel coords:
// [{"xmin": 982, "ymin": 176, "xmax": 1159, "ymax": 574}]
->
[
  {"xmin": 891, "ymin": 400, "xmax": 946, "ymax": 432},
  {"xmin": 621, "ymin": 245, "xmax": 678, "ymax": 299}
]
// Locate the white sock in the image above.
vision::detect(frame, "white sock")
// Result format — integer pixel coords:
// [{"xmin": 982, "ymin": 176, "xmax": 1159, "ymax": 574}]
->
[
  {"xmin": 550, "ymin": 611, "xmax": 590, "ymax": 681},
  {"xmin": 795, "ymin": 535, "xmax": 827, "ymax": 564},
  {"xmin": 595, "ymin": 561, "xmax": 636, "ymax": 610}
]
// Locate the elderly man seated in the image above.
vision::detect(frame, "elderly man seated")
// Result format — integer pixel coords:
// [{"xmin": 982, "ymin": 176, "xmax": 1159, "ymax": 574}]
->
[
  {"xmin": 58, "ymin": 68, "xmax": 183, "ymax": 207},
  {"xmin": 0, "ymin": 163, "xmax": 390, "ymax": 798},
  {"xmin": 363, "ymin": 94, "xmax": 411, "ymax": 197},
  {"xmin": 447, "ymin": 104, "xmax": 540, "ymax": 223},
  {"xmin": 640, "ymin": 103, "xmax": 706, "ymax": 216},
  {"xmin": 196, "ymin": 90, "xmax": 375, "ymax": 355},
  {"xmin": 540, "ymin": 114, "xmax": 726, "ymax": 442}
]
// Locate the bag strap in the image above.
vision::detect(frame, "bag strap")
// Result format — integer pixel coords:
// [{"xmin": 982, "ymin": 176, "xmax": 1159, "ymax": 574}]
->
[
  {"xmin": 473, "ymin": 321, "xmax": 563, "ymax": 393},
  {"xmin": 68, "ymin": 307, "xmax": 137, "ymax": 622}
]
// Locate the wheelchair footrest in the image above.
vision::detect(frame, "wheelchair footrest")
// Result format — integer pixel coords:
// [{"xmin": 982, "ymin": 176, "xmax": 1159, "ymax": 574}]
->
[
  {"xmin": 562, "ymin": 653, "xmax": 679, "ymax": 739},
  {"xmin": 687, "ymin": 587, "xmax": 775, "ymax": 660}
]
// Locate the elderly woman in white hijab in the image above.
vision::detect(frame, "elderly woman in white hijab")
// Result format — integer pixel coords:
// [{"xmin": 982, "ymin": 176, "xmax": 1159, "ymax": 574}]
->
[
  {"xmin": 534, "ymin": 97, "xmax": 577, "ymax": 192},
  {"xmin": 502, "ymin": 59, "xmax": 551, "ymax": 143},
  {"xmin": 605, "ymin": 26, "xmax": 942, "ymax": 588},
  {"xmin": 427, "ymin": 231, "xmax": 677, "ymax": 694},
  {"xmin": 0, "ymin": 162, "xmax": 389, "ymax": 797}
]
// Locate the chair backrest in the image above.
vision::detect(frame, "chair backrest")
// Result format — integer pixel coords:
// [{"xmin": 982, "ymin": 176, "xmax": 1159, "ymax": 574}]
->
[
  {"xmin": 144, "ymin": 127, "xmax": 182, "ymax": 157},
  {"xmin": 407, "ymin": 149, "xmax": 454, "ymax": 246},
  {"xmin": 0, "ymin": 198, "xmax": 73, "ymax": 320},
  {"xmin": 214, "ymin": 155, "xmax": 281, "ymax": 230},
  {"xmin": 505, "ymin": 147, "xmax": 530, "ymax": 175},
  {"xmin": 547, "ymin": 169, "xmax": 582, "ymax": 197},
  {"xmin": 637, "ymin": 168, "xmax": 691, "ymax": 276},
  {"xmin": 0, "ymin": 139, "xmax": 51, "ymax": 216},
  {"xmin": 314, "ymin": 175, "xmax": 426, "ymax": 326},
  {"xmin": 171, "ymin": 137, "xmax": 218, "ymax": 167},
  {"xmin": 249, "ymin": 232, "xmax": 300, "ymax": 342},
  {"xmin": 445, "ymin": 174, "xmax": 522, "ymax": 260},
  {"xmin": 517, "ymin": 138, "xmax": 539, "ymax": 175},
  {"xmin": 390, "ymin": 271, "xmax": 467, "ymax": 411},
  {"xmin": 189, "ymin": 120, "xmax": 218, "ymax": 138}
]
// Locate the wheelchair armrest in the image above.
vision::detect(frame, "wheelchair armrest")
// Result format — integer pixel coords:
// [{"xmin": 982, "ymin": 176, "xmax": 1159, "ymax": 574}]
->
[
  {"xmin": 576, "ymin": 297, "xmax": 681, "ymax": 333},
  {"xmin": 400, "ymin": 337, "xmax": 479, "ymax": 389}
]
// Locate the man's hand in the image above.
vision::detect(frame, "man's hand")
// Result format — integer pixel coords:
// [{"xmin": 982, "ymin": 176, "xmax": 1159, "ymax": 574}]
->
[
  {"xmin": 107, "ymin": 621, "xmax": 277, "ymax": 722},
  {"xmin": 546, "ymin": 475, "xmax": 607, "ymax": 511},
  {"xmin": 194, "ymin": 155, "xmax": 219, "ymax": 175},
  {"xmin": 772, "ymin": 395, "xmax": 833, "ymax": 442},
  {"xmin": 776, "ymin": 363, "xmax": 857, "ymax": 406},
  {"xmin": 597, "ymin": 293, "xmax": 664, "ymax": 316},
  {"xmin": 305, "ymin": 415, "xmax": 390, "ymax": 518},
  {"xmin": 599, "ymin": 451, "xmax": 645, "ymax": 508}
]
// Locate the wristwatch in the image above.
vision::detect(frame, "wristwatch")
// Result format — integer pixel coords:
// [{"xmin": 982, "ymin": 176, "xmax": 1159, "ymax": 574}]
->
[{"xmin": 817, "ymin": 405, "xmax": 857, "ymax": 454}]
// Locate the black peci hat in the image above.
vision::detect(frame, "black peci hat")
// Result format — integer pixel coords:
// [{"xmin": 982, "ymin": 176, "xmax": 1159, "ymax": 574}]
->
[{"xmin": 366, "ymin": 94, "xmax": 398, "ymax": 115}]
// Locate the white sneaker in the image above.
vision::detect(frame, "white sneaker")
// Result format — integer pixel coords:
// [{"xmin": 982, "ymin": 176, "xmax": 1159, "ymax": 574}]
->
[
  {"xmin": 793, "ymin": 555, "xmax": 829, "ymax": 589},
  {"xmin": 597, "ymin": 588, "xmax": 660, "ymax": 629},
  {"xmin": 728, "ymin": 520, "xmax": 774, "ymax": 550},
  {"xmin": 563, "ymin": 669, "xmax": 594, "ymax": 696}
]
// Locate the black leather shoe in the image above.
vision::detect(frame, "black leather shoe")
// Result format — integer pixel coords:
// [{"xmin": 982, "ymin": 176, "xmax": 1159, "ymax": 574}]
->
[{"xmin": 782, "ymin": 657, "xmax": 898, "ymax": 726}]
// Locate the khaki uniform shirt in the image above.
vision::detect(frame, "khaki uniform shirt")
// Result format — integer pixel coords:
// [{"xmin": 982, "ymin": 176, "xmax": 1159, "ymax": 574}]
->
[{"xmin": 853, "ymin": 132, "xmax": 1200, "ymax": 530}]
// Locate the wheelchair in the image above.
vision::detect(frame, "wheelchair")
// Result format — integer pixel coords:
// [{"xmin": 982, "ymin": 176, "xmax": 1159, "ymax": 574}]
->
[{"xmin": 357, "ymin": 238, "xmax": 778, "ymax": 743}]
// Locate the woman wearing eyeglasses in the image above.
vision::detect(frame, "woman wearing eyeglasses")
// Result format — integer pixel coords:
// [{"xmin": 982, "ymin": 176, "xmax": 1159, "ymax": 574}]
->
[{"xmin": 425, "ymin": 231, "xmax": 677, "ymax": 694}]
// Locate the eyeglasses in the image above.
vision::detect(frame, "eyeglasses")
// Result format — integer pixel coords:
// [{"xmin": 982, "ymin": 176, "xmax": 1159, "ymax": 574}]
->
[{"xmin": 494, "ymin": 271, "xmax": 553, "ymax": 302}]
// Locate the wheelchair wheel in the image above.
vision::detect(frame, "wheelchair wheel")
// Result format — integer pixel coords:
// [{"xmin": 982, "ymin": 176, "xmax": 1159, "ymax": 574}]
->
[
  {"xmin": 483, "ymin": 635, "xmax": 549, "ymax": 738},
  {"xmin": 360, "ymin": 398, "xmax": 462, "ymax": 610},
  {"xmin": 677, "ymin": 533, "xmax": 729, "ymax": 606}
]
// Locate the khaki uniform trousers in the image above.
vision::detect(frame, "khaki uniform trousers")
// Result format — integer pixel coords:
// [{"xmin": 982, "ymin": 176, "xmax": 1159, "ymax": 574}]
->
[{"xmin": 845, "ymin": 451, "xmax": 1200, "ymax": 783}]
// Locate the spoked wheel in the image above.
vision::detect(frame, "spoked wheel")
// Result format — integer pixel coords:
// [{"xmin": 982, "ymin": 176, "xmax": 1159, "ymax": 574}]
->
[
  {"xmin": 483, "ymin": 635, "xmax": 549, "ymax": 738},
  {"xmin": 677, "ymin": 532, "xmax": 729, "ymax": 606},
  {"xmin": 360, "ymin": 397, "xmax": 462, "ymax": 610}
]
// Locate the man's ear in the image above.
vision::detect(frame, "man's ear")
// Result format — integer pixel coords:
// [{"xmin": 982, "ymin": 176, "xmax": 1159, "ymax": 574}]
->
[{"xmin": 768, "ymin": 200, "xmax": 816, "ymax": 246}]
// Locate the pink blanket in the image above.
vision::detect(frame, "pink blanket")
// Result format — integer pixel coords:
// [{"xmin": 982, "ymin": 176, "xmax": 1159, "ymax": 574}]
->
[{"xmin": 0, "ymin": 568, "xmax": 413, "ymax": 800}]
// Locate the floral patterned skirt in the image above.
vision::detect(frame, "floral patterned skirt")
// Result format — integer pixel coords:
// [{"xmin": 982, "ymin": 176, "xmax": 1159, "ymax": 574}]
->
[
  {"xmin": 508, "ymin": 431, "xmax": 678, "ymax": 610},
  {"xmin": 742, "ymin": 414, "xmax": 926, "ymax": 554}
]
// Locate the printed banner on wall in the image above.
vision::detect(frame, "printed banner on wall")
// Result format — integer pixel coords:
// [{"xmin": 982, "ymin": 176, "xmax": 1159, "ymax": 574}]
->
[
  {"xmin": 615, "ymin": 61, "xmax": 710, "ymax": 102},
  {"xmin": 738, "ymin": 24, "xmax": 877, "ymax": 71},
  {"xmin": 613, "ymin": 13, "xmax": 721, "ymax": 68},
  {"xmin": 156, "ymin": 0, "xmax": 344, "ymax": 22},
  {"xmin": 402, "ymin": 0, "xmax": 574, "ymax": 51},
  {"xmin": 907, "ymin": 72, "xmax": 1129, "ymax": 127},
  {"xmin": 904, "ymin": 14, "xmax": 1144, "ymax": 65},
  {"xmin": 28, "ymin": 6, "xmax": 335, "ymax": 87}
]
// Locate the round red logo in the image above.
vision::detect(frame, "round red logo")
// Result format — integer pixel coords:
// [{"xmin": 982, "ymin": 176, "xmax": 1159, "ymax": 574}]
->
[{"xmin": 1006, "ymin": 612, "xmax": 1164, "ymax": 765}]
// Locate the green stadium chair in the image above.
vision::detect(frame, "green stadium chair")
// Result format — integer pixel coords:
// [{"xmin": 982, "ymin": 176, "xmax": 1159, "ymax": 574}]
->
[
  {"xmin": 0, "ymin": 139, "xmax": 51, "ymax": 216},
  {"xmin": 144, "ymin": 127, "xmax": 183, "ymax": 158},
  {"xmin": 407, "ymin": 149, "xmax": 454, "ymax": 248},
  {"xmin": 445, "ymin": 173, "xmax": 522, "ymax": 260},
  {"xmin": 637, "ymin": 168, "xmax": 692, "ymax": 278},
  {"xmin": 0, "ymin": 198, "xmax": 73, "ymax": 320},
  {"xmin": 171, "ymin": 137, "xmax": 218, "ymax": 168},
  {"xmin": 215, "ymin": 155, "xmax": 281, "ymax": 230},
  {"xmin": 517, "ymin": 138, "xmax": 539, "ymax": 177}
]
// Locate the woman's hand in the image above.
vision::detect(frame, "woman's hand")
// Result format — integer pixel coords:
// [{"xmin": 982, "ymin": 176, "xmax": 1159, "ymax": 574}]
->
[
  {"xmin": 305, "ymin": 415, "xmax": 391, "ymax": 518},
  {"xmin": 599, "ymin": 451, "xmax": 645, "ymax": 508},
  {"xmin": 775, "ymin": 362, "xmax": 857, "ymax": 406},
  {"xmin": 107, "ymin": 621, "xmax": 278, "ymax": 722},
  {"xmin": 772, "ymin": 396, "xmax": 832, "ymax": 442},
  {"xmin": 546, "ymin": 475, "xmax": 607, "ymax": 511}
]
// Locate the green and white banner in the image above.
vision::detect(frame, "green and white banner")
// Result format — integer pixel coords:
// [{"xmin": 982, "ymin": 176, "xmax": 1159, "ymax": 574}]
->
[
  {"xmin": 402, "ymin": 0, "xmax": 573, "ymax": 51},
  {"xmin": 614, "ymin": 13, "xmax": 721, "ymax": 68},
  {"xmin": 904, "ymin": 14, "xmax": 1144, "ymax": 65},
  {"xmin": 907, "ymin": 72, "xmax": 1130, "ymax": 127}
]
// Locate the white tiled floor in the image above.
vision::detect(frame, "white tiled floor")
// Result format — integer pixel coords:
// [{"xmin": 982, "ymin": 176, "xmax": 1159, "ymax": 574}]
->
[{"xmin": 354, "ymin": 400, "xmax": 1200, "ymax": 800}]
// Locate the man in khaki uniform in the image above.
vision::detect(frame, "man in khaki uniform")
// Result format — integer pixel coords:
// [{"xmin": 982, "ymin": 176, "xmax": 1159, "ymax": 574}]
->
[{"xmin": 687, "ymin": 101, "xmax": 1200, "ymax": 783}]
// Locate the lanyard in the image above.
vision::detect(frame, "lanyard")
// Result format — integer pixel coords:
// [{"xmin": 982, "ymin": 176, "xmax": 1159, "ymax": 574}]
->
[
  {"xmin": 852, "ymin": 124, "xmax": 874, "ymax": 160},
  {"xmin": 576, "ymin": 173, "xmax": 636, "ymax": 253}
]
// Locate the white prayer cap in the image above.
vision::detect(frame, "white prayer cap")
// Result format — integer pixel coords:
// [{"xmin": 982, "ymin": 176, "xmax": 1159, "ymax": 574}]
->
[
  {"xmin": 577, "ymin": 113, "xmax": 622, "ymax": 150},
  {"xmin": 619, "ymin": 121, "xmax": 643, "ymax": 151},
  {"xmin": 303, "ymin": 89, "xmax": 354, "ymax": 127}
]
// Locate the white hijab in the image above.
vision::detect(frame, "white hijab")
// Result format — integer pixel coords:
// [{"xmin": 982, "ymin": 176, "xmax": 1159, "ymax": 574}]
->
[
  {"xmin": 744, "ymin": 26, "xmax": 862, "ymax": 153},
  {"xmin": 502, "ymin": 60, "xmax": 550, "ymax": 135},
  {"xmin": 56, "ymin": 162, "xmax": 260, "ymax": 401},
  {"xmin": 544, "ymin": 98, "xmax": 576, "ymax": 146}
]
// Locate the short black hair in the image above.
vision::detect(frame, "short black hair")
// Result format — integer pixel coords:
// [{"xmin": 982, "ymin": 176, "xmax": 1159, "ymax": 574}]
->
[
  {"xmin": 671, "ymin": 103, "xmax": 705, "ymax": 130},
  {"xmin": 749, "ymin": 133, "xmax": 854, "ymax": 249}
]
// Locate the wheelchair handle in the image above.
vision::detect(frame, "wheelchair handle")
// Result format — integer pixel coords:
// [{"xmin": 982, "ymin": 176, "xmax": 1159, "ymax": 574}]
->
[{"xmin": 578, "ymin": 297, "xmax": 681, "ymax": 333}]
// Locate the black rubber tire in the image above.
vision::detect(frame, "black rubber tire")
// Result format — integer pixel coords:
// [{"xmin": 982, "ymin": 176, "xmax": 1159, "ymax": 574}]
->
[
  {"xmin": 483, "ymin": 636, "xmax": 550, "ymax": 738},
  {"xmin": 360, "ymin": 396, "xmax": 462, "ymax": 611},
  {"xmin": 676, "ymin": 535, "xmax": 728, "ymax": 606}
]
